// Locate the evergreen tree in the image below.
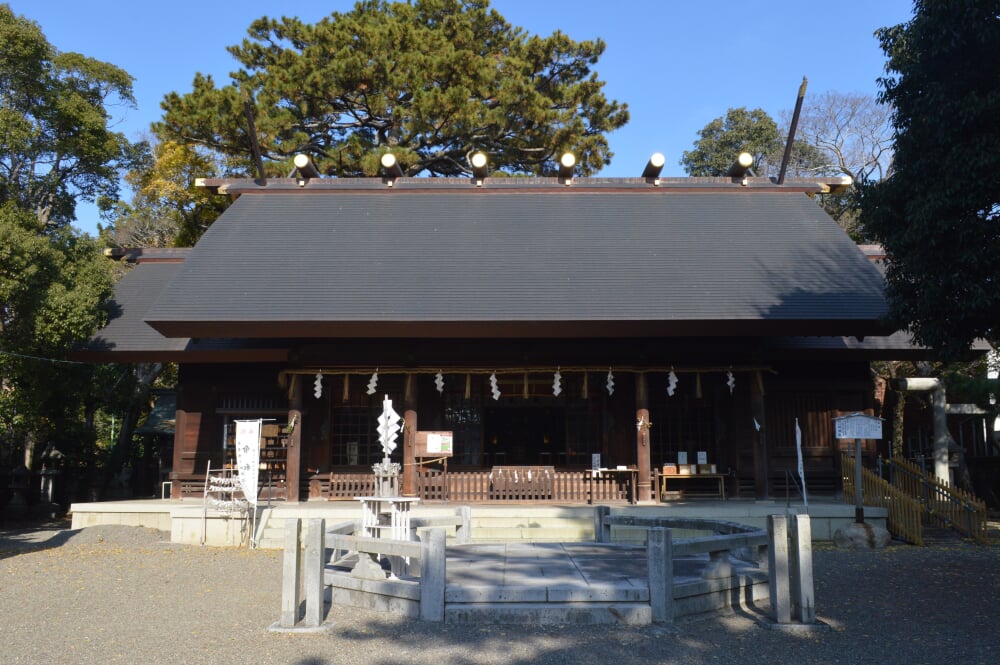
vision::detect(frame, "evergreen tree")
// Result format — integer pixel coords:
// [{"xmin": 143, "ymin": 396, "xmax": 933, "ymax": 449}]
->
[
  {"xmin": 0, "ymin": 4, "xmax": 137, "ymax": 230},
  {"xmin": 859, "ymin": 0, "xmax": 1000, "ymax": 359},
  {"xmin": 156, "ymin": 0, "xmax": 628, "ymax": 179},
  {"xmin": 0, "ymin": 5, "xmax": 122, "ymax": 472},
  {"xmin": 679, "ymin": 107, "xmax": 782, "ymax": 176}
]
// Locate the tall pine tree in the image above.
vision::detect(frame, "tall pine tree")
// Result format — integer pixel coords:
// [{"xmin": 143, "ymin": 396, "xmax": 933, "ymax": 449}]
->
[{"xmin": 156, "ymin": 0, "xmax": 628, "ymax": 180}]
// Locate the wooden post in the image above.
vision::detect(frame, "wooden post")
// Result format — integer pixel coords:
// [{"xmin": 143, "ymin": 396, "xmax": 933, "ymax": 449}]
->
[
  {"xmin": 403, "ymin": 374, "xmax": 418, "ymax": 497},
  {"xmin": 635, "ymin": 373, "xmax": 652, "ymax": 502},
  {"xmin": 303, "ymin": 518, "xmax": 325, "ymax": 627},
  {"xmin": 647, "ymin": 527, "xmax": 674, "ymax": 623},
  {"xmin": 789, "ymin": 514, "xmax": 815, "ymax": 623},
  {"xmin": 768, "ymin": 514, "xmax": 791, "ymax": 624},
  {"xmin": 750, "ymin": 370, "xmax": 769, "ymax": 499},
  {"xmin": 169, "ymin": 407, "xmax": 188, "ymax": 499},
  {"xmin": 280, "ymin": 518, "xmax": 302, "ymax": 627},
  {"xmin": 286, "ymin": 374, "xmax": 303, "ymax": 503},
  {"xmin": 594, "ymin": 505, "xmax": 610, "ymax": 543},
  {"xmin": 419, "ymin": 528, "xmax": 446, "ymax": 622}
]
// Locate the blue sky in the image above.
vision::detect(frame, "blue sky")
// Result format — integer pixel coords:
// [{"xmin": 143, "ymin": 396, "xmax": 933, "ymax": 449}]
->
[{"xmin": 14, "ymin": 0, "xmax": 915, "ymax": 236}]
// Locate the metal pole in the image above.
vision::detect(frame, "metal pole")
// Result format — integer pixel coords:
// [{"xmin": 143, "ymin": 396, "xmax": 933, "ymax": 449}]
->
[{"xmin": 854, "ymin": 439, "xmax": 865, "ymax": 523}]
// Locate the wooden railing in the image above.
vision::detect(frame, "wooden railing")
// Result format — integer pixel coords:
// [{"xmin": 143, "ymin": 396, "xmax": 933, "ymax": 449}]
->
[
  {"xmin": 415, "ymin": 468, "xmax": 629, "ymax": 503},
  {"xmin": 882, "ymin": 457, "xmax": 989, "ymax": 543},
  {"xmin": 307, "ymin": 468, "xmax": 630, "ymax": 503},
  {"xmin": 841, "ymin": 453, "xmax": 925, "ymax": 546},
  {"xmin": 181, "ymin": 467, "xmax": 654, "ymax": 504}
]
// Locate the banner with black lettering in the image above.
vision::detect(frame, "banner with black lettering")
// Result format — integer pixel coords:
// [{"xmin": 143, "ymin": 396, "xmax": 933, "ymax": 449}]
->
[{"xmin": 234, "ymin": 419, "xmax": 261, "ymax": 506}]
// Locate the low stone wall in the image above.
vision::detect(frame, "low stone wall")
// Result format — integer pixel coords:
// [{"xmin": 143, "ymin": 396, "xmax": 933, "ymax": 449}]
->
[{"xmin": 277, "ymin": 506, "xmax": 799, "ymax": 628}]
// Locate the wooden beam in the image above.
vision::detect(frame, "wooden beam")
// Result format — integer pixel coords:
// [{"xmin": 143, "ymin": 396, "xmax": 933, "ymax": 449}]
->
[
  {"xmin": 402, "ymin": 374, "xmax": 418, "ymax": 497},
  {"xmin": 635, "ymin": 373, "xmax": 652, "ymax": 502},
  {"xmin": 285, "ymin": 375, "xmax": 303, "ymax": 503}
]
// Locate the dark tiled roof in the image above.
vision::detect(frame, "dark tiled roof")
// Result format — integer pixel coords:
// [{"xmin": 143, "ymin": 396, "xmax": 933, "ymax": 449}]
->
[
  {"xmin": 144, "ymin": 186, "xmax": 889, "ymax": 339},
  {"xmin": 77, "ymin": 258, "xmax": 289, "ymax": 362},
  {"xmin": 87, "ymin": 262, "xmax": 191, "ymax": 354}
]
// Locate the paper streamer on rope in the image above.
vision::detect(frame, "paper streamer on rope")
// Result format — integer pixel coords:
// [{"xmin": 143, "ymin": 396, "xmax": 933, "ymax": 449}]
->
[
  {"xmin": 606, "ymin": 368, "xmax": 615, "ymax": 395},
  {"xmin": 667, "ymin": 368, "xmax": 678, "ymax": 397},
  {"xmin": 489, "ymin": 372, "xmax": 500, "ymax": 400},
  {"xmin": 582, "ymin": 372, "xmax": 588, "ymax": 399},
  {"xmin": 464, "ymin": 374, "xmax": 471, "ymax": 399},
  {"xmin": 342, "ymin": 374, "xmax": 350, "ymax": 402},
  {"xmin": 553, "ymin": 367, "xmax": 563, "ymax": 396},
  {"xmin": 434, "ymin": 371, "xmax": 445, "ymax": 394},
  {"xmin": 366, "ymin": 369, "xmax": 379, "ymax": 395},
  {"xmin": 376, "ymin": 394, "xmax": 402, "ymax": 458},
  {"xmin": 523, "ymin": 373, "xmax": 529, "ymax": 399},
  {"xmin": 726, "ymin": 368, "xmax": 735, "ymax": 394},
  {"xmin": 313, "ymin": 372, "xmax": 323, "ymax": 399}
]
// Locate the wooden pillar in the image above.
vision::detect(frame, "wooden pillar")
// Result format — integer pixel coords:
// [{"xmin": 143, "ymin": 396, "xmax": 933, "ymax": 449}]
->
[
  {"xmin": 635, "ymin": 372, "xmax": 652, "ymax": 502},
  {"xmin": 402, "ymin": 374, "xmax": 418, "ymax": 497},
  {"xmin": 285, "ymin": 374, "xmax": 303, "ymax": 503},
  {"xmin": 751, "ymin": 370, "xmax": 769, "ymax": 499},
  {"xmin": 169, "ymin": 407, "xmax": 188, "ymax": 499}
]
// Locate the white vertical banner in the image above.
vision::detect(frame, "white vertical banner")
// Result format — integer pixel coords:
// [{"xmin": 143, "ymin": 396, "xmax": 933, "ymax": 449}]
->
[
  {"xmin": 795, "ymin": 418, "xmax": 808, "ymax": 509},
  {"xmin": 234, "ymin": 419, "xmax": 261, "ymax": 506}
]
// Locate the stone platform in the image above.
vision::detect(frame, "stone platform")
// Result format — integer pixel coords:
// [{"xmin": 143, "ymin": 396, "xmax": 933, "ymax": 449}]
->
[{"xmin": 326, "ymin": 540, "xmax": 768, "ymax": 625}]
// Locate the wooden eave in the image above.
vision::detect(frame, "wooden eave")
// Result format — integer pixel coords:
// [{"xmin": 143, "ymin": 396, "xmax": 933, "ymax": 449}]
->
[
  {"xmin": 146, "ymin": 318, "xmax": 895, "ymax": 341},
  {"xmin": 68, "ymin": 347, "xmax": 290, "ymax": 364}
]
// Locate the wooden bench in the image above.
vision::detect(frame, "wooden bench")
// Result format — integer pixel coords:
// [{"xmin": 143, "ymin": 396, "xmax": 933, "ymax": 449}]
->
[{"xmin": 489, "ymin": 465, "xmax": 555, "ymax": 501}]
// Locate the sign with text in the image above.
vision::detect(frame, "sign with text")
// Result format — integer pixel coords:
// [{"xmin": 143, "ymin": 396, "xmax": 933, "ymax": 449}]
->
[
  {"xmin": 415, "ymin": 431, "xmax": 454, "ymax": 457},
  {"xmin": 834, "ymin": 413, "xmax": 884, "ymax": 440},
  {"xmin": 234, "ymin": 419, "xmax": 261, "ymax": 505}
]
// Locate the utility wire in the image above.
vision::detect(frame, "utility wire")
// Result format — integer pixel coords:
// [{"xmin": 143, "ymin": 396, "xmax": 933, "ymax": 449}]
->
[{"xmin": 0, "ymin": 349, "xmax": 88, "ymax": 365}]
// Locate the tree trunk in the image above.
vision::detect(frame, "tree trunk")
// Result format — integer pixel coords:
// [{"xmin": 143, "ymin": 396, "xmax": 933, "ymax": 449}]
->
[
  {"xmin": 892, "ymin": 388, "xmax": 906, "ymax": 460},
  {"xmin": 23, "ymin": 430, "xmax": 38, "ymax": 471}
]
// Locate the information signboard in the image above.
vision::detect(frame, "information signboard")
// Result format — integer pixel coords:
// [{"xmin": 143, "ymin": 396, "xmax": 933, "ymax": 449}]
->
[
  {"xmin": 415, "ymin": 431, "xmax": 454, "ymax": 457},
  {"xmin": 834, "ymin": 413, "xmax": 884, "ymax": 440}
]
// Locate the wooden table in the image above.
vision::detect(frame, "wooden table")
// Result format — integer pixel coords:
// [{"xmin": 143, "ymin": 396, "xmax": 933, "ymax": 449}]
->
[{"xmin": 658, "ymin": 473, "xmax": 727, "ymax": 500}]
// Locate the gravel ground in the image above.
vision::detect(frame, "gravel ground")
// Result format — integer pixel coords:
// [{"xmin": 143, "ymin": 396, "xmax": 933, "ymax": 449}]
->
[{"xmin": 2, "ymin": 521, "xmax": 999, "ymax": 665}]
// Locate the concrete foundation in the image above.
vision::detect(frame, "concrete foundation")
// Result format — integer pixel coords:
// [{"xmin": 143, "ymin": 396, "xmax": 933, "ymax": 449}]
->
[{"xmin": 69, "ymin": 498, "xmax": 888, "ymax": 548}]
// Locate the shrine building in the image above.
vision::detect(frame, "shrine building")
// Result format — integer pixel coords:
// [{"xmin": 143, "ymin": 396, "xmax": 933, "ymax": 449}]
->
[{"xmin": 81, "ymin": 162, "xmax": 911, "ymax": 504}]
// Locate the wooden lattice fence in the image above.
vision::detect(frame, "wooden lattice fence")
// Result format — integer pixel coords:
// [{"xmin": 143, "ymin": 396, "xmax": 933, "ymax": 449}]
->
[
  {"xmin": 884, "ymin": 457, "xmax": 988, "ymax": 542},
  {"xmin": 841, "ymin": 453, "xmax": 924, "ymax": 546}
]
